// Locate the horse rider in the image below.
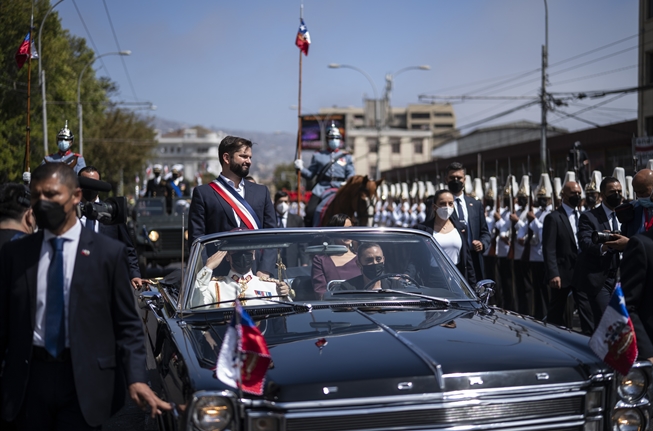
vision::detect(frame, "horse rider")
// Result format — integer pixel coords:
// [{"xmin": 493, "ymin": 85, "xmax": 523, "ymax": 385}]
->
[
  {"xmin": 41, "ymin": 120, "xmax": 87, "ymax": 174},
  {"xmin": 294, "ymin": 123, "xmax": 355, "ymax": 226}
]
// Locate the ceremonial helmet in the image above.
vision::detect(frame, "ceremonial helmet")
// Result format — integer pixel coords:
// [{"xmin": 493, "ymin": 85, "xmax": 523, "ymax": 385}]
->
[
  {"xmin": 585, "ymin": 171, "xmax": 602, "ymax": 194},
  {"xmin": 326, "ymin": 123, "xmax": 342, "ymax": 140},
  {"xmin": 56, "ymin": 120, "xmax": 74, "ymax": 152},
  {"xmin": 517, "ymin": 175, "xmax": 531, "ymax": 198}
]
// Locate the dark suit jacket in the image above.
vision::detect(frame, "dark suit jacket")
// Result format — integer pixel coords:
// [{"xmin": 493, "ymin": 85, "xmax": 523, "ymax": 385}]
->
[
  {"xmin": 572, "ymin": 205, "xmax": 619, "ymax": 295},
  {"xmin": 416, "ymin": 217, "xmax": 477, "ymax": 285},
  {"xmin": 453, "ymin": 195, "xmax": 491, "ymax": 276},
  {"xmin": 188, "ymin": 180, "xmax": 276, "ymax": 244},
  {"xmin": 621, "ymin": 228, "xmax": 653, "ymax": 358},
  {"xmin": 0, "ymin": 228, "xmax": 147, "ymax": 426},
  {"xmin": 98, "ymin": 222, "xmax": 141, "ymax": 280},
  {"xmin": 281, "ymin": 213, "xmax": 308, "ymax": 267},
  {"xmin": 338, "ymin": 274, "xmax": 405, "ymax": 291},
  {"xmin": 542, "ymin": 206, "xmax": 578, "ymax": 287},
  {"xmin": 619, "ymin": 203, "xmax": 645, "ymax": 238}
]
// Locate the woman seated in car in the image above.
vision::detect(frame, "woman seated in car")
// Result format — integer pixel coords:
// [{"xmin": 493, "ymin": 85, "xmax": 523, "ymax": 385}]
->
[{"xmin": 338, "ymin": 242, "xmax": 404, "ymax": 291}]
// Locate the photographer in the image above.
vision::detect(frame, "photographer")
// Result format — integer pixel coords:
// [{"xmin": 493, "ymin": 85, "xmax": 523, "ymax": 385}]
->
[
  {"xmin": 79, "ymin": 166, "xmax": 144, "ymax": 289},
  {"xmin": 572, "ymin": 176, "xmax": 627, "ymax": 334}
]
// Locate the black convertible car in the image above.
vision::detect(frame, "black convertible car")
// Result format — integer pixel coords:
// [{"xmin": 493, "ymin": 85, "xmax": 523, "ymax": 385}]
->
[{"xmin": 138, "ymin": 227, "xmax": 653, "ymax": 431}]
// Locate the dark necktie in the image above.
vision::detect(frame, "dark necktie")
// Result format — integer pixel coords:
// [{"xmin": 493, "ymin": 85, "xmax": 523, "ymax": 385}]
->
[
  {"xmin": 573, "ymin": 210, "xmax": 579, "ymax": 228},
  {"xmin": 611, "ymin": 212, "xmax": 618, "ymax": 232},
  {"xmin": 45, "ymin": 237, "xmax": 67, "ymax": 358},
  {"xmin": 85, "ymin": 218, "xmax": 96, "ymax": 232},
  {"xmin": 456, "ymin": 197, "xmax": 465, "ymax": 224},
  {"xmin": 277, "ymin": 215, "xmax": 282, "ymax": 228}
]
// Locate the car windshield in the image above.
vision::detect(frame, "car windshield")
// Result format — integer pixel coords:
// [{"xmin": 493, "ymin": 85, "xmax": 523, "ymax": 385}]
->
[
  {"xmin": 136, "ymin": 198, "xmax": 166, "ymax": 217},
  {"xmin": 184, "ymin": 229, "xmax": 477, "ymax": 310}
]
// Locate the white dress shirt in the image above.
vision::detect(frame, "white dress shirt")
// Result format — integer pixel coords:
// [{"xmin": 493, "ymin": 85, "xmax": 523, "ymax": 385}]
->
[
  {"xmin": 277, "ymin": 211, "xmax": 288, "ymax": 228},
  {"xmin": 601, "ymin": 203, "xmax": 621, "ymax": 232},
  {"xmin": 453, "ymin": 193, "xmax": 469, "ymax": 225},
  {"xmin": 561, "ymin": 202, "xmax": 580, "ymax": 248},
  {"xmin": 219, "ymin": 174, "xmax": 246, "ymax": 227},
  {"xmin": 33, "ymin": 219, "xmax": 82, "ymax": 348}
]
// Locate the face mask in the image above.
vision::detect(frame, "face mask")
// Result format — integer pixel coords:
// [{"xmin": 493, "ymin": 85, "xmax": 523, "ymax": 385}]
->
[
  {"xmin": 33, "ymin": 199, "xmax": 68, "ymax": 232},
  {"xmin": 503, "ymin": 198, "xmax": 511, "ymax": 207},
  {"xmin": 585, "ymin": 194, "xmax": 597, "ymax": 208},
  {"xmin": 82, "ymin": 189, "xmax": 98, "ymax": 202},
  {"xmin": 517, "ymin": 197, "xmax": 528, "ymax": 207},
  {"xmin": 328, "ymin": 139, "xmax": 340, "ymax": 150},
  {"xmin": 57, "ymin": 140, "xmax": 71, "ymax": 152},
  {"xmin": 537, "ymin": 198, "xmax": 548, "ymax": 208},
  {"xmin": 361, "ymin": 262, "xmax": 384, "ymax": 280},
  {"xmin": 568, "ymin": 195, "xmax": 581, "ymax": 208},
  {"xmin": 637, "ymin": 197, "xmax": 653, "ymax": 209},
  {"xmin": 447, "ymin": 180, "xmax": 464, "ymax": 194},
  {"xmin": 436, "ymin": 206, "xmax": 454, "ymax": 220},
  {"xmin": 154, "ymin": 172, "xmax": 161, "ymax": 178},
  {"xmin": 418, "ymin": 203, "xmax": 426, "ymax": 212},
  {"xmin": 230, "ymin": 251, "xmax": 254, "ymax": 274},
  {"xmin": 276, "ymin": 202, "xmax": 289, "ymax": 215},
  {"xmin": 605, "ymin": 194, "xmax": 622, "ymax": 209}
]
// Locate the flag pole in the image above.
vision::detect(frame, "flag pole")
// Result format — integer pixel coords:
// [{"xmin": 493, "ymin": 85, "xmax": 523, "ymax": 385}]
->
[
  {"xmin": 295, "ymin": 4, "xmax": 304, "ymax": 212},
  {"xmin": 25, "ymin": 13, "xmax": 34, "ymax": 175}
]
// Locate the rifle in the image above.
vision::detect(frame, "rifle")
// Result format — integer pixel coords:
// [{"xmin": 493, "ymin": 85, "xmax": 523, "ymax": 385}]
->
[
  {"xmin": 507, "ymin": 159, "xmax": 517, "ymax": 260},
  {"xmin": 522, "ymin": 171, "xmax": 534, "ymax": 262},
  {"xmin": 547, "ymin": 148, "xmax": 560, "ymax": 209},
  {"xmin": 487, "ymin": 176, "xmax": 500, "ymax": 258}
]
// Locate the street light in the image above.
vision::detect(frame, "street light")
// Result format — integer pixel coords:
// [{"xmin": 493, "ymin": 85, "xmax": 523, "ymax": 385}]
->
[
  {"xmin": 39, "ymin": 0, "xmax": 65, "ymax": 155},
  {"xmin": 77, "ymin": 50, "xmax": 131, "ymax": 156},
  {"xmin": 384, "ymin": 65, "xmax": 430, "ymax": 127}
]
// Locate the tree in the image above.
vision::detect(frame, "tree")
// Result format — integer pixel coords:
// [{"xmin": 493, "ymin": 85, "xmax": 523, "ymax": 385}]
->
[{"xmin": 273, "ymin": 162, "xmax": 298, "ymax": 192}]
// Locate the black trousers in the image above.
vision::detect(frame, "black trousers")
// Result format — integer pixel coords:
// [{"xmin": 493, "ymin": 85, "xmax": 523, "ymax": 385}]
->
[
  {"xmin": 574, "ymin": 278, "xmax": 615, "ymax": 335},
  {"xmin": 530, "ymin": 261, "xmax": 549, "ymax": 320},
  {"xmin": 15, "ymin": 347, "xmax": 99, "ymax": 431},
  {"xmin": 515, "ymin": 259, "xmax": 534, "ymax": 316},
  {"xmin": 497, "ymin": 257, "xmax": 516, "ymax": 311}
]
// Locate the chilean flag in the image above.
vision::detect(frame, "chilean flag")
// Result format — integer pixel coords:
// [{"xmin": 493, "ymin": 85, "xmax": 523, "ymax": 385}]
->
[
  {"xmin": 589, "ymin": 284, "xmax": 638, "ymax": 375},
  {"xmin": 295, "ymin": 19, "xmax": 310, "ymax": 56},
  {"xmin": 216, "ymin": 301, "xmax": 271, "ymax": 395},
  {"xmin": 15, "ymin": 32, "xmax": 38, "ymax": 69}
]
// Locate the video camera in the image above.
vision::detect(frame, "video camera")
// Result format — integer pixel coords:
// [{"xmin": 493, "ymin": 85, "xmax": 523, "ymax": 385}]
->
[
  {"xmin": 78, "ymin": 176, "xmax": 127, "ymax": 225},
  {"xmin": 591, "ymin": 230, "xmax": 621, "ymax": 244}
]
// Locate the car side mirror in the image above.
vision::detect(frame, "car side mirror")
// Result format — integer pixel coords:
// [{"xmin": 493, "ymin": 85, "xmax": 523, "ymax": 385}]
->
[
  {"xmin": 138, "ymin": 291, "xmax": 163, "ymax": 311},
  {"xmin": 474, "ymin": 279, "xmax": 496, "ymax": 306}
]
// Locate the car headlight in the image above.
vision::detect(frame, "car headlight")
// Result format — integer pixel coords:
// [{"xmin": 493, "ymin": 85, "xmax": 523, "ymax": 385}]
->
[
  {"xmin": 618, "ymin": 368, "xmax": 648, "ymax": 403},
  {"xmin": 192, "ymin": 396, "xmax": 233, "ymax": 431},
  {"xmin": 612, "ymin": 408, "xmax": 644, "ymax": 431},
  {"xmin": 148, "ymin": 230, "xmax": 160, "ymax": 242}
]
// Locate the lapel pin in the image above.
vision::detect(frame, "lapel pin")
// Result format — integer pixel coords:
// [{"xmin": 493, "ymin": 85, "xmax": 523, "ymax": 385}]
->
[{"xmin": 81, "ymin": 249, "xmax": 90, "ymax": 256}]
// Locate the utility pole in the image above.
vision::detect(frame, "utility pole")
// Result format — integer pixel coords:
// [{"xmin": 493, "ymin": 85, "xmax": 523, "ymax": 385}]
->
[{"xmin": 540, "ymin": 0, "xmax": 549, "ymax": 175}]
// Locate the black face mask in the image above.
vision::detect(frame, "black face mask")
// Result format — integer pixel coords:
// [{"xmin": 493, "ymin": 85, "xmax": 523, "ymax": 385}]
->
[
  {"xmin": 82, "ymin": 189, "xmax": 98, "ymax": 202},
  {"xmin": 586, "ymin": 194, "xmax": 597, "ymax": 208},
  {"xmin": 447, "ymin": 180, "xmax": 464, "ymax": 195},
  {"xmin": 605, "ymin": 193, "xmax": 622, "ymax": 209},
  {"xmin": 503, "ymin": 198, "xmax": 511, "ymax": 207},
  {"xmin": 568, "ymin": 195, "xmax": 581, "ymax": 208},
  {"xmin": 33, "ymin": 199, "xmax": 68, "ymax": 231},
  {"xmin": 361, "ymin": 262, "xmax": 384, "ymax": 280},
  {"xmin": 231, "ymin": 252, "xmax": 254, "ymax": 274},
  {"xmin": 517, "ymin": 197, "xmax": 528, "ymax": 207},
  {"xmin": 537, "ymin": 198, "xmax": 548, "ymax": 208},
  {"xmin": 154, "ymin": 172, "xmax": 161, "ymax": 178}
]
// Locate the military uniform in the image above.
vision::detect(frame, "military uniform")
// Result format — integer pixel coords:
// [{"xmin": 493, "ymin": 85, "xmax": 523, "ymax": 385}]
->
[
  {"xmin": 300, "ymin": 149, "xmax": 355, "ymax": 198},
  {"xmin": 41, "ymin": 150, "xmax": 86, "ymax": 174},
  {"xmin": 145, "ymin": 176, "xmax": 170, "ymax": 198},
  {"xmin": 192, "ymin": 268, "xmax": 285, "ymax": 308}
]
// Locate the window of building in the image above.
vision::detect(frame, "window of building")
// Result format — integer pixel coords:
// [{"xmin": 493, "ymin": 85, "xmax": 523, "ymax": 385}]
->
[
  {"xmin": 434, "ymin": 124, "xmax": 454, "ymax": 129},
  {"xmin": 410, "ymin": 112, "xmax": 430, "ymax": 119},
  {"xmin": 413, "ymin": 139, "xmax": 423, "ymax": 154},
  {"xmin": 367, "ymin": 138, "xmax": 378, "ymax": 153},
  {"xmin": 369, "ymin": 166, "xmax": 377, "ymax": 180},
  {"xmin": 197, "ymin": 147, "xmax": 209, "ymax": 154},
  {"xmin": 391, "ymin": 139, "xmax": 401, "ymax": 154},
  {"xmin": 433, "ymin": 112, "xmax": 453, "ymax": 117},
  {"xmin": 646, "ymin": 117, "xmax": 653, "ymax": 137},
  {"xmin": 411, "ymin": 124, "xmax": 429, "ymax": 130},
  {"xmin": 177, "ymin": 147, "xmax": 182, "ymax": 153}
]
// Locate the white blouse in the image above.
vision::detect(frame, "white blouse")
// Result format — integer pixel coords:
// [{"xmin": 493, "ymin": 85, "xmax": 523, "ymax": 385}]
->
[{"xmin": 433, "ymin": 229, "xmax": 462, "ymax": 265}]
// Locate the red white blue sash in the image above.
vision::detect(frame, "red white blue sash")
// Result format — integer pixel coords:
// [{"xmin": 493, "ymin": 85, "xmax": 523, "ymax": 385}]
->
[{"xmin": 209, "ymin": 178, "xmax": 261, "ymax": 230}]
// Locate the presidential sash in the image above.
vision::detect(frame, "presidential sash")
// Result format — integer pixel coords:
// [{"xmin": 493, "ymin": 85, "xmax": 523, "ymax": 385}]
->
[{"xmin": 209, "ymin": 178, "xmax": 261, "ymax": 230}]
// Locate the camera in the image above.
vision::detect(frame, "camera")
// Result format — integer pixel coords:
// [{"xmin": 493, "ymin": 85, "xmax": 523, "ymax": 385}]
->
[
  {"xmin": 78, "ymin": 176, "xmax": 127, "ymax": 225},
  {"xmin": 591, "ymin": 230, "xmax": 621, "ymax": 244}
]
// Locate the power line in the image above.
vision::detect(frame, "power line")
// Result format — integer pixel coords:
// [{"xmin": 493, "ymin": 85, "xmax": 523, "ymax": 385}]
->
[
  {"xmin": 71, "ymin": 0, "xmax": 111, "ymax": 80},
  {"xmin": 102, "ymin": 0, "xmax": 138, "ymax": 101},
  {"xmin": 549, "ymin": 65, "xmax": 637, "ymax": 87}
]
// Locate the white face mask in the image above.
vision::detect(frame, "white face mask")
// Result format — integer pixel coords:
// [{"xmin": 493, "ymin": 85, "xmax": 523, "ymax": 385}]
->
[
  {"xmin": 276, "ymin": 202, "xmax": 289, "ymax": 215},
  {"xmin": 57, "ymin": 140, "xmax": 71, "ymax": 152},
  {"xmin": 436, "ymin": 206, "xmax": 454, "ymax": 220},
  {"xmin": 328, "ymin": 139, "xmax": 340, "ymax": 150}
]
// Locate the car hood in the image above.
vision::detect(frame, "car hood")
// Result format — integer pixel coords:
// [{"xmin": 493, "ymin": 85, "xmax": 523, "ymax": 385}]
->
[{"xmin": 189, "ymin": 305, "xmax": 605, "ymax": 402}]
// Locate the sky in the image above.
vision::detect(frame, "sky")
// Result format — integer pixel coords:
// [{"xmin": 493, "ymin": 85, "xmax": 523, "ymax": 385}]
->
[{"xmin": 55, "ymin": 0, "xmax": 640, "ymax": 135}]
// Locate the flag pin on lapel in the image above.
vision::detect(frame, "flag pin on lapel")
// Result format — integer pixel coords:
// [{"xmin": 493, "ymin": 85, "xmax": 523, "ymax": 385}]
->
[{"xmin": 81, "ymin": 249, "xmax": 90, "ymax": 256}]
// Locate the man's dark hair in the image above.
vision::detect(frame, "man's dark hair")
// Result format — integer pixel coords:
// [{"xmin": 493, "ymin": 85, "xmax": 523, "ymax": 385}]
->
[
  {"xmin": 357, "ymin": 242, "xmax": 382, "ymax": 262},
  {"xmin": 0, "ymin": 184, "xmax": 31, "ymax": 223},
  {"xmin": 31, "ymin": 163, "xmax": 79, "ymax": 190},
  {"xmin": 218, "ymin": 136, "xmax": 253, "ymax": 166},
  {"xmin": 78, "ymin": 165, "xmax": 100, "ymax": 179},
  {"xmin": 600, "ymin": 176, "xmax": 620, "ymax": 195},
  {"xmin": 274, "ymin": 190, "xmax": 288, "ymax": 203},
  {"xmin": 327, "ymin": 213, "xmax": 355, "ymax": 227},
  {"xmin": 446, "ymin": 162, "xmax": 465, "ymax": 174}
]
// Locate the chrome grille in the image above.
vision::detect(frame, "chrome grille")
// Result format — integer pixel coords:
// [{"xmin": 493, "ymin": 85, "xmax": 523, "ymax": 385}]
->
[{"xmin": 284, "ymin": 396, "xmax": 583, "ymax": 431}]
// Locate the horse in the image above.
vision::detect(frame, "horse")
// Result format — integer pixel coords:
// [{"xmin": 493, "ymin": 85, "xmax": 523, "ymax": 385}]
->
[{"xmin": 315, "ymin": 175, "xmax": 383, "ymax": 227}]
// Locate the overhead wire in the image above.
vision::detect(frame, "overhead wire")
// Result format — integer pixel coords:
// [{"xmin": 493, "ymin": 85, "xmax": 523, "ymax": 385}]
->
[
  {"xmin": 102, "ymin": 0, "xmax": 139, "ymax": 101},
  {"xmin": 71, "ymin": 0, "xmax": 111, "ymax": 80}
]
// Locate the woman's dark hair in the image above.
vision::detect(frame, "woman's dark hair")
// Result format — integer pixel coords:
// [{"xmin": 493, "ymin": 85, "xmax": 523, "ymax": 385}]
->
[
  {"xmin": 327, "ymin": 213, "xmax": 355, "ymax": 227},
  {"xmin": 433, "ymin": 189, "xmax": 453, "ymax": 203}
]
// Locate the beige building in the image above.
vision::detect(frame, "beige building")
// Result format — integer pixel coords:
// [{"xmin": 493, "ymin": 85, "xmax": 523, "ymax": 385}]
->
[
  {"xmin": 639, "ymin": 0, "xmax": 653, "ymax": 137},
  {"xmin": 316, "ymin": 103, "xmax": 455, "ymax": 177}
]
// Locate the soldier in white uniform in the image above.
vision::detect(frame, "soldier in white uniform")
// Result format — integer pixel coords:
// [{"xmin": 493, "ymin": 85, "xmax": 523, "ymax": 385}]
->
[{"xmin": 192, "ymin": 249, "xmax": 291, "ymax": 308}]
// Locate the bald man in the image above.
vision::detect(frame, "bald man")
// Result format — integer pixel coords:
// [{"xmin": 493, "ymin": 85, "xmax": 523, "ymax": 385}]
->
[
  {"xmin": 619, "ymin": 169, "xmax": 653, "ymax": 238},
  {"xmin": 542, "ymin": 181, "xmax": 583, "ymax": 327}
]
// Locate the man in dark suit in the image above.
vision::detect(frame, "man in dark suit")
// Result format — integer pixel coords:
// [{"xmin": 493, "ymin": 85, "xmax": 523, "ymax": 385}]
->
[
  {"xmin": 0, "ymin": 163, "xmax": 169, "ymax": 430},
  {"xmin": 618, "ymin": 168, "xmax": 653, "ymax": 238},
  {"xmin": 446, "ymin": 162, "xmax": 491, "ymax": 280},
  {"xmin": 572, "ymin": 177, "xmax": 628, "ymax": 334},
  {"xmin": 188, "ymin": 136, "xmax": 276, "ymax": 275},
  {"xmin": 274, "ymin": 191, "xmax": 308, "ymax": 268},
  {"xmin": 542, "ymin": 181, "xmax": 582, "ymax": 327},
  {"xmin": 144, "ymin": 164, "xmax": 170, "ymax": 199},
  {"xmin": 79, "ymin": 166, "xmax": 144, "ymax": 289}
]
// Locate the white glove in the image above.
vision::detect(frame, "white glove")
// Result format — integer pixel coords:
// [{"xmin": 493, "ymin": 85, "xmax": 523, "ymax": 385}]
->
[
  {"xmin": 294, "ymin": 159, "xmax": 304, "ymax": 171},
  {"xmin": 22, "ymin": 171, "xmax": 31, "ymax": 183}
]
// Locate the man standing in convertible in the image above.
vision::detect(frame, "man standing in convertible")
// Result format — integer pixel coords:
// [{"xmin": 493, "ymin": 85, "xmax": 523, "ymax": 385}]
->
[{"xmin": 294, "ymin": 123, "xmax": 355, "ymax": 226}]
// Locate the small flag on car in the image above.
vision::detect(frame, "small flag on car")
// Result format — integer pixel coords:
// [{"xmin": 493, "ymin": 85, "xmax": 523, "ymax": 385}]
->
[
  {"xmin": 295, "ymin": 19, "xmax": 310, "ymax": 56},
  {"xmin": 589, "ymin": 284, "xmax": 638, "ymax": 376},
  {"xmin": 216, "ymin": 301, "xmax": 271, "ymax": 395}
]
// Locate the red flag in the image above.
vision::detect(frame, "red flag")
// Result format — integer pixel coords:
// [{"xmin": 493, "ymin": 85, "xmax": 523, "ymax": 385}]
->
[
  {"xmin": 15, "ymin": 32, "xmax": 31, "ymax": 70},
  {"xmin": 295, "ymin": 19, "xmax": 311, "ymax": 56}
]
